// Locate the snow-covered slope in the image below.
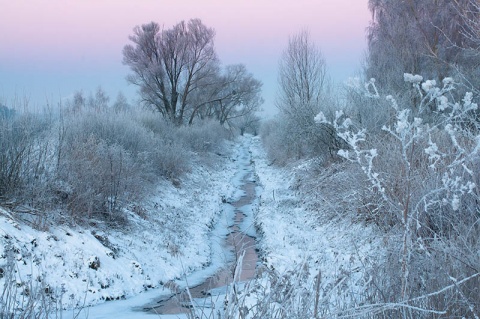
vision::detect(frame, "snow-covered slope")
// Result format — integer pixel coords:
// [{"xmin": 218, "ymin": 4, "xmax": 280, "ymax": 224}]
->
[{"xmin": 0, "ymin": 143, "xmax": 240, "ymax": 315}]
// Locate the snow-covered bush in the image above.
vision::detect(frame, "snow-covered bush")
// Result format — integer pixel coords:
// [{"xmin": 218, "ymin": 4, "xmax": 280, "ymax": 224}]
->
[
  {"xmin": 260, "ymin": 105, "xmax": 343, "ymax": 166},
  {"xmin": 59, "ymin": 135, "xmax": 141, "ymax": 222},
  {"xmin": 177, "ymin": 119, "xmax": 229, "ymax": 153},
  {"xmin": 0, "ymin": 113, "xmax": 54, "ymax": 207},
  {"xmin": 149, "ymin": 140, "xmax": 190, "ymax": 179},
  {"xmin": 260, "ymin": 116, "xmax": 292, "ymax": 165},
  {"xmin": 54, "ymin": 111, "xmax": 152, "ymax": 222},
  {"xmin": 318, "ymin": 75, "xmax": 480, "ymax": 317}
]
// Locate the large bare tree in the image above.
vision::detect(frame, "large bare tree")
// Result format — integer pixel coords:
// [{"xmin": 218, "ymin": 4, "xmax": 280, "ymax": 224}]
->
[
  {"xmin": 123, "ymin": 19, "xmax": 219, "ymax": 125},
  {"xmin": 123, "ymin": 19, "xmax": 263, "ymax": 127}
]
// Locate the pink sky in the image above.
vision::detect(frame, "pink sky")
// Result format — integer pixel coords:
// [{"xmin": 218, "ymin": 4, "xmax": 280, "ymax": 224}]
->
[{"xmin": 0, "ymin": 0, "xmax": 370, "ymax": 115}]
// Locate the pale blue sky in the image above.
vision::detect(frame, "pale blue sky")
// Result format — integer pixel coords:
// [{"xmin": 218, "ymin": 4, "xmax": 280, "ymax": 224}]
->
[{"xmin": 0, "ymin": 0, "xmax": 370, "ymax": 117}]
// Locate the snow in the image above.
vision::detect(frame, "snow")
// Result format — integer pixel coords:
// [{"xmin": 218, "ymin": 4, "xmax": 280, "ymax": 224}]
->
[
  {"xmin": 249, "ymin": 135, "xmax": 385, "ymax": 307},
  {"xmin": 0, "ymin": 141, "xmax": 242, "ymax": 316},
  {"xmin": 403, "ymin": 73, "xmax": 423, "ymax": 84},
  {"xmin": 313, "ymin": 112, "xmax": 327, "ymax": 124},
  {"xmin": 421, "ymin": 79, "xmax": 436, "ymax": 92},
  {"xmin": 1, "ymin": 134, "xmax": 385, "ymax": 317}
]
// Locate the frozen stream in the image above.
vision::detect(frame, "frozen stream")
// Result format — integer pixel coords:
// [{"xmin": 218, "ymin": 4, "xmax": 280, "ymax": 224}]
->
[
  {"xmin": 143, "ymin": 140, "xmax": 261, "ymax": 316},
  {"xmin": 65, "ymin": 139, "xmax": 260, "ymax": 319}
]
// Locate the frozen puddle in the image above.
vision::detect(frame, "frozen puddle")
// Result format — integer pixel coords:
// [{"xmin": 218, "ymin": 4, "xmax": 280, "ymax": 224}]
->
[{"xmin": 144, "ymin": 142, "xmax": 259, "ymax": 315}]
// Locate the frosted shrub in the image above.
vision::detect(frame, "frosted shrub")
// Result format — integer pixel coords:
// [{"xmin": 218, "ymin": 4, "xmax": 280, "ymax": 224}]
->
[
  {"xmin": 344, "ymin": 78, "xmax": 393, "ymax": 134},
  {"xmin": 261, "ymin": 102, "xmax": 343, "ymax": 166},
  {"xmin": 56, "ymin": 110, "xmax": 157, "ymax": 222},
  {"xmin": 150, "ymin": 140, "xmax": 190, "ymax": 179},
  {"xmin": 319, "ymin": 75, "xmax": 480, "ymax": 317},
  {"xmin": 60, "ymin": 111, "xmax": 156, "ymax": 158},
  {"xmin": 0, "ymin": 113, "xmax": 53, "ymax": 205},
  {"xmin": 55, "ymin": 109, "xmax": 232, "ymax": 222},
  {"xmin": 60, "ymin": 135, "xmax": 141, "ymax": 222},
  {"xmin": 177, "ymin": 120, "xmax": 229, "ymax": 153},
  {"xmin": 260, "ymin": 117, "xmax": 292, "ymax": 165},
  {"xmin": 136, "ymin": 111, "xmax": 175, "ymax": 138}
]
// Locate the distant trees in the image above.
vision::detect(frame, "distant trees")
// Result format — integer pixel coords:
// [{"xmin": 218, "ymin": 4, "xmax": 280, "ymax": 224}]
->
[
  {"xmin": 123, "ymin": 19, "xmax": 262, "ymax": 127},
  {"xmin": 0, "ymin": 104, "xmax": 16, "ymax": 119},
  {"xmin": 67, "ymin": 87, "xmax": 112, "ymax": 113},
  {"xmin": 366, "ymin": 0, "xmax": 480, "ymax": 91},
  {"xmin": 88, "ymin": 86, "xmax": 110, "ymax": 112},
  {"xmin": 112, "ymin": 92, "xmax": 130, "ymax": 113}
]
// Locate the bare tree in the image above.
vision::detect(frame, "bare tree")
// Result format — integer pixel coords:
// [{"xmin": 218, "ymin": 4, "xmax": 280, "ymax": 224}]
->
[
  {"xmin": 276, "ymin": 29, "xmax": 327, "ymax": 115},
  {"xmin": 69, "ymin": 90, "xmax": 86, "ymax": 114},
  {"xmin": 123, "ymin": 19, "xmax": 219, "ymax": 125},
  {"xmin": 87, "ymin": 86, "xmax": 110, "ymax": 112},
  {"xmin": 273, "ymin": 30, "xmax": 338, "ymax": 162},
  {"xmin": 190, "ymin": 64, "xmax": 263, "ymax": 126}
]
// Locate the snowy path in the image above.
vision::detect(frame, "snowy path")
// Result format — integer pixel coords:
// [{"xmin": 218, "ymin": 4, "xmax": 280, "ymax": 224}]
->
[{"xmin": 67, "ymin": 136, "xmax": 261, "ymax": 319}]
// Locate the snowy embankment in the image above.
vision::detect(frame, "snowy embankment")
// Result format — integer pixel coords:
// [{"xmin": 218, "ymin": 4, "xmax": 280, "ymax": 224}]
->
[
  {"xmin": 249, "ymin": 135, "xmax": 385, "ymax": 311},
  {"xmin": 0, "ymin": 141, "xmax": 243, "ymax": 315}
]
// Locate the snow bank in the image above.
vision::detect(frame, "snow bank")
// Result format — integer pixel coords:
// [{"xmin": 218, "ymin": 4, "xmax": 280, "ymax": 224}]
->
[{"xmin": 0, "ymin": 144, "xmax": 240, "ymax": 314}]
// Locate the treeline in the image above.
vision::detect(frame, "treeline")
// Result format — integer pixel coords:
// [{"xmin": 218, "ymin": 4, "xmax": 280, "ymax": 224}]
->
[{"xmin": 261, "ymin": 0, "xmax": 480, "ymax": 317}]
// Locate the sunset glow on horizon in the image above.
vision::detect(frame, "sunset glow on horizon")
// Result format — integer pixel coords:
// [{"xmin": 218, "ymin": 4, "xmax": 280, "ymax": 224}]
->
[{"xmin": 0, "ymin": 0, "xmax": 370, "ymax": 116}]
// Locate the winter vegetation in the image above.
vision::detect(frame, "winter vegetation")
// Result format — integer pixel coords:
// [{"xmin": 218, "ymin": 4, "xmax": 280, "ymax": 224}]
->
[
  {"xmin": 122, "ymin": 19, "xmax": 263, "ymax": 127},
  {"xmin": 258, "ymin": 0, "xmax": 480, "ymax": 318},
  {"xmin": 1, "ymin": 1, "xmax": 480, "ymax": 318},
  {"xmin": 0, "ymin": 87, "xmax": 236, "ymax": 314}
]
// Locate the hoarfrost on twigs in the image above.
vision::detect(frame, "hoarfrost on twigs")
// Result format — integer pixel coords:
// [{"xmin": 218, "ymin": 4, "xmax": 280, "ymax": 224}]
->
[
  {"xmin": 403, "ymin": 73, "xmax": 423, "ymax": 84},
  {"xmin": 421, "ymin": 80, "xmax": 436, "ymax": 92},
  {"xmin": 314, "ymin": 112, "xmax": 327, "ymax": 124}
]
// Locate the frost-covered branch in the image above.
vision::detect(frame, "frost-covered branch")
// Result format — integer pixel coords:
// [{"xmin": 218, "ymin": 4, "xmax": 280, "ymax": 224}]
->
[{"xmin": 315, "ymin": 73, "xmax": 479, "ymax": 313}]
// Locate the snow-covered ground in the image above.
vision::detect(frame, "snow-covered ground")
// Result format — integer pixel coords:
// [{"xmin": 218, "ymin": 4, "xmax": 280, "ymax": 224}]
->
[
  {"xmin": 249, "ymin": 135, "xmax": 385, "ymax": 314},
  {"xmin": 0, "ymin": 139, "xmax": 242, "ymax": 317},
  {"xmin": 1, "ymin": 135, "xmax": 385, "ymax": 318}
]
